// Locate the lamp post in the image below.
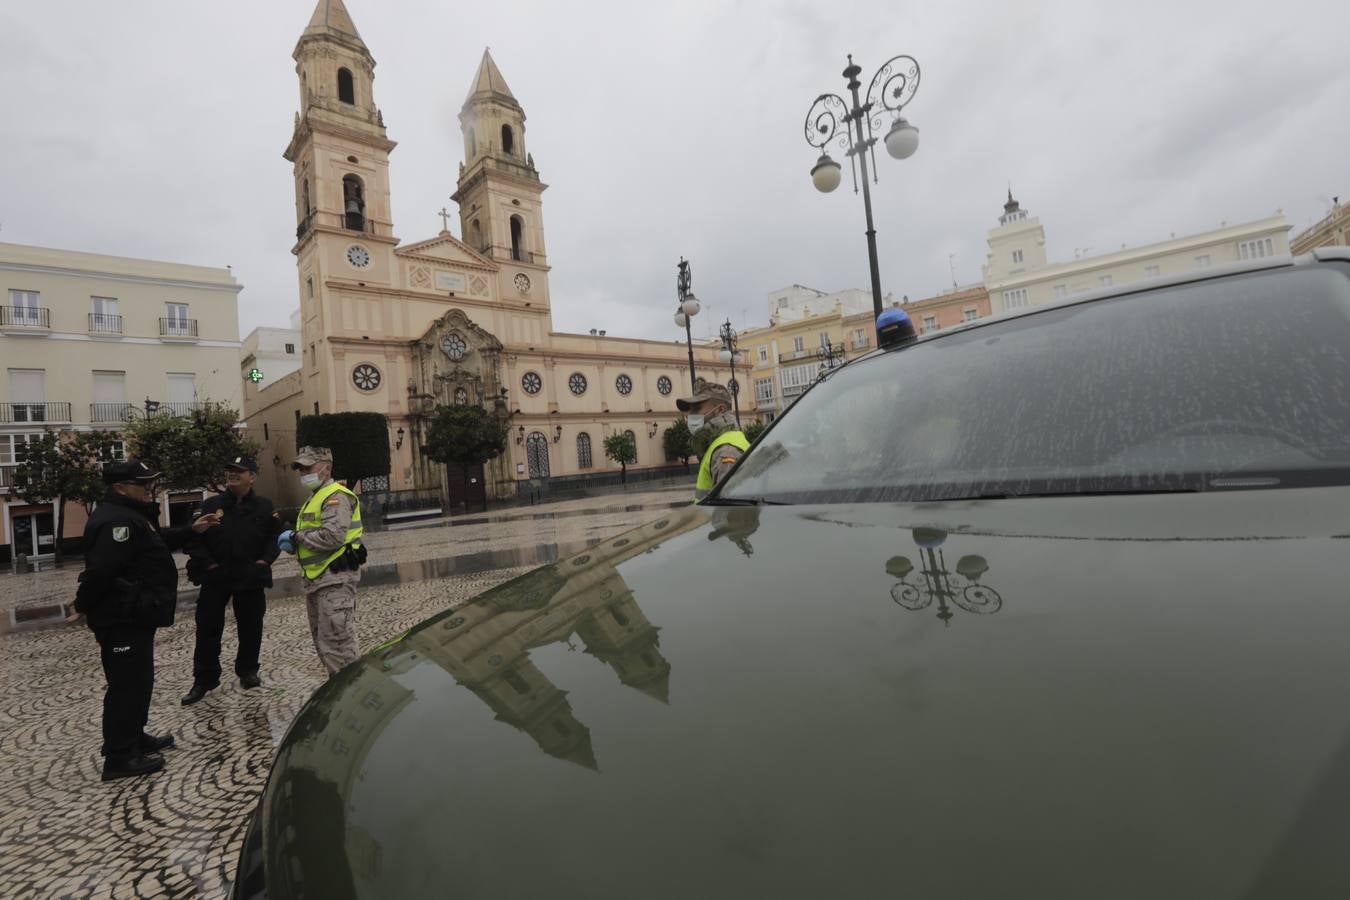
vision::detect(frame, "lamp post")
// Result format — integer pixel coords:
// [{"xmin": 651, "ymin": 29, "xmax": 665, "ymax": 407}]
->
[
  {"xmin": 673, "ymin": 257, "xmax": 700, "ymax": 388},
  {"xmin": 718, "ymin": 319, "xmax": 742, "ymax": 428},
  {"xmin": 816, "ymin": 339, "xmax": 843, "ymax": 380},
  {"xmin": 804, "ymin": 54, "xmax": 921, "ymax": 320}
]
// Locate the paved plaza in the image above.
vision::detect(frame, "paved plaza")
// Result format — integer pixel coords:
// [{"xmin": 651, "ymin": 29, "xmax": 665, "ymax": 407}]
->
[{"xmin": 0, "ymin": 489, "xmax": 690, "ymax": 899}]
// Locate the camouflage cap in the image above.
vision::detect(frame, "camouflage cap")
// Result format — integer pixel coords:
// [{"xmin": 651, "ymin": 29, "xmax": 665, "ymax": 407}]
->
[
  {"xmin": 675, "ymin": 377, "xmax": 732, "ymax": 412},
  {"xmin": 291, "ymin": 446, "xmax": 334, "ymax": 468}
]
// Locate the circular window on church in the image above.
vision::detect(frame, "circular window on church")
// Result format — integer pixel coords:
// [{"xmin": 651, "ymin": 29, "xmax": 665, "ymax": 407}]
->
[
  {"xmin": 521, "ymin": 371, "xmax": 542, "ymax": 395},
  {"xmin": 454, "ymin": 387, "xmax": 469, "ymax": 405},
  {"xmin": 568, "ymin": 372, "xmax": 588, "ymax": 396},
  {"xmin": 514, "ymin": 273, "xmax": 532, "ymax": 294},
  {"xmin": 657, "ymin": 375, "xmax": 673, "ymax": 396},
  {"xmin": 615, "ymin": 374, "xmax": 633, "ymax": 395},
  {"xmin": 442, "ymin": 332, "xmax": 467, "ymax": 361},
  {"xmin": 352, "ymin": 363, "xmax": 381, "ymax": 392}
]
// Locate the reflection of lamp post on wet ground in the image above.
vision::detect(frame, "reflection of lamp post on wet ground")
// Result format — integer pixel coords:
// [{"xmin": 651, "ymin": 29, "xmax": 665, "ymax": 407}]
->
[
  {"xmin": 886, "ymin": 527, "xmax": 1001, "ymax": 625},
  {"xmin": 718, "ymin": 319, "xmax": 743, "ymax": 428}
]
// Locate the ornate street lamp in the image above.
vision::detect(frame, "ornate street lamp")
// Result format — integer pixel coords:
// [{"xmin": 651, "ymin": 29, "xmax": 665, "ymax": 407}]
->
[
  {"xmin": 673, "ymin": 257, "xmax": 700, "ymax": 389},
  {"xmin": 885, "ymin": 527, "xmax": 1002, "ymax": 625},
  {"xmin": 804, "ymin": 53, "xmax": 921, "ymax": 319},
  {"xmin": 717, "ymin": 319, "xmax": 742, "ymax": 428},
  {"xmin": 816, "ymin": 339, "xmax": 843, "ymax": 380}
]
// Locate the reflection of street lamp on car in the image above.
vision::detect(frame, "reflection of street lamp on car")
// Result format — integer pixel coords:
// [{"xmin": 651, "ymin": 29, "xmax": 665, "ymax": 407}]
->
[
  {"xmin": 804, "ymin": 53, "xmax": 921, "ymax": 320},
  {"xmin": 717, "ymin": 319, "xmax": 743, "ymax": 428},
  {"xmin": 886, "ymin": 527, "xmax": 1001, "ymax": 625}
]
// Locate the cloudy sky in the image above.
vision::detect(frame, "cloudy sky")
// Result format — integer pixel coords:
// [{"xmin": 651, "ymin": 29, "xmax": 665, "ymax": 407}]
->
[{"xmin": 1, "ymin": 0, "xmax": 1346, "ymax": 342}]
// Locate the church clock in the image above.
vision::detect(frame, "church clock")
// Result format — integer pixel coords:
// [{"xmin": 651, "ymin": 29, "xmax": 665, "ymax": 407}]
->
[{"xmin": 346, "ymin": 245, "xmax": 371, "ymax": 268}]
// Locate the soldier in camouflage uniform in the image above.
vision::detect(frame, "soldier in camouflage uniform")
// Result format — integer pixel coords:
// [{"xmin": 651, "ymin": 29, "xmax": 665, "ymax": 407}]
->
[{"xmin": 276, "ymin": 446, "xmax": 365, "ymax": 677}]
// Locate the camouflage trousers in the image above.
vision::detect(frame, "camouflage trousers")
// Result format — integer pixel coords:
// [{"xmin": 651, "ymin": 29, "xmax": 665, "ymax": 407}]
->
[{"xmin": 304, "ymin": 580, "xmax": 359, "ymax": 677}]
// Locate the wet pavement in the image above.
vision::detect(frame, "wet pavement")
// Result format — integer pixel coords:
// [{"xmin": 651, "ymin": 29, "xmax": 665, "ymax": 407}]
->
[{"xmin": 0, "ymin": 490, "xmax": 684, "ymax": 899}]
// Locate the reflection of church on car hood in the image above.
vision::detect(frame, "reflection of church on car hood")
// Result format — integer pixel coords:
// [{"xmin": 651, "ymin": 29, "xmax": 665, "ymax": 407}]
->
[{"xmin": 384, "ymin": 511, "xmax": 699, "ymax": 770}]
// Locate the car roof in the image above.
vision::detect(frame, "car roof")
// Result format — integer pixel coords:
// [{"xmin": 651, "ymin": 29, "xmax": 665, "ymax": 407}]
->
[{"xmin": 850, "ymin": 246, "xmax": 1350, "ymax": 363}]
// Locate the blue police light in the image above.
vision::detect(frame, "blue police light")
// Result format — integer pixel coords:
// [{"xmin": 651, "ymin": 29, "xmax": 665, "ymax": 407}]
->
[{"xmin": 876, "ymin": 307, "xmax": 918, "ymax": 350}]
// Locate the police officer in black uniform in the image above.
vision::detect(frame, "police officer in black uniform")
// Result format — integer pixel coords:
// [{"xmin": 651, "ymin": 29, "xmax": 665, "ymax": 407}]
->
[
  {"xmin": 70, "ymin": 459, "xmax": 219, "ymax": 782},
  {"xmin": 181, "ymin": 455, "xmax": 283, "ymax": 704}
]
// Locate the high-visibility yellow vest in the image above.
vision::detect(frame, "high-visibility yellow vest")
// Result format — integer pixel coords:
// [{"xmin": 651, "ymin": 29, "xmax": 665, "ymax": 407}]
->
[
  {"xmin": 696, "ymin": 430, "xmax": 751, "ymax": 497},
  {"xmin": 296, "ymin": 481, "xmax": 363, "ymax": 580}
]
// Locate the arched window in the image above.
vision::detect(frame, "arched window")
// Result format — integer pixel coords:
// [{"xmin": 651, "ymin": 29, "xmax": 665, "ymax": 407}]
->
[
  {"xmin": 342, "ymin": 174, "xmax": 365, "ymax": 231},
  {"xmin": 510, "ymin": 215, "xmax": 524, "ymax": 261},
  {"xmin": 501, "ymin": 123, "xmax": 515, "ymax": 156},
  {"xmin": 471, "ymin": 219, "xmax": 483, "ymax": 251},
  {"xmin": 467, "ymin": 130, "xmax": 476, "ymax": 158},
  {"xmin": 337, "ymin": 68, "xmax": 355, "ymax": 104},
  {"xmin": 610, "ymin": 604, "xmax": 630, "ymax": 627},
  {"xmin": 301, "ymin": 179, "xmax": 311, "ymax": 216},
  {"xmin": 576, "ymin": 432, "xmax": 592, "ymax": 469},
  {"xmin": 526, "ymin": 431, "xmax": 549, "ymax": 478},
  {"xmin": 624, "ymin": 429, "xmax": 638, "ymax": 465},
  {"xmin": 503, "ymin": 669, "xmax": 530, "ymax": 695}
]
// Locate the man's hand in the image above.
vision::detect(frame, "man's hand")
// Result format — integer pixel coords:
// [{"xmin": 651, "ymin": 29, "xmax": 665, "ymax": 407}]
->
[
  {"xmin": 191, "ymin": 514, "xmax": 222, "ymax": 534},
  {"xmin": 64, "ymin": 611, "xmax": 83, "ymax": 625}
]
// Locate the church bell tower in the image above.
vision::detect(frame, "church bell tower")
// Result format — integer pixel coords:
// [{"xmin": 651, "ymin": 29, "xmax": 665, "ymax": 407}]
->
[
  {"xmin": 452, "ymin": 50, "xmax": 550, "ymax": 303},
  {"xmin": 285, "ymin": 0, "xmax": 398, "ymax": 298}
]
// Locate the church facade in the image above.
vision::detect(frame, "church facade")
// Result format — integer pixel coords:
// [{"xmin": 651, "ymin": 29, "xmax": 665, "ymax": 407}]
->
[{"xmin": 245, "ymin": 0, "xmax": 729, "ymax": 507}]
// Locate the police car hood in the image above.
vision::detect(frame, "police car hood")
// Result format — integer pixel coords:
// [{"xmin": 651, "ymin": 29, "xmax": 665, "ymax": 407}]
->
[{"xmin": 257, "ymin": 487, "xmax": 1350, "ymax": 899}]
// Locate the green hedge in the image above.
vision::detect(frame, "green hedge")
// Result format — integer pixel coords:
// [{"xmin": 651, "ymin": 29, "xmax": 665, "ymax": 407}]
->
[{"xmin": 296, "ymin": 412, "xmax": 391, "ymax": 484}]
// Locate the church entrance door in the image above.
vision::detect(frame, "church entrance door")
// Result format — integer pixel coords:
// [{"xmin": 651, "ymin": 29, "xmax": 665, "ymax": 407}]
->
[{"xmin": 445, "ymin": 463, "xmax": 487, "ymax": 512}]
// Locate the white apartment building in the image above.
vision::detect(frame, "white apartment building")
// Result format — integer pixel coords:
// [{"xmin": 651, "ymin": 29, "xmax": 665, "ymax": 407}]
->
[
  {"xmin": 0, "ymin": 242, "xmax": 242, "ymax": 563},
  {"xmin": 240, "ymin": 318, "xmax": 302, "ymax": 390},
  {"xmin": 983, "ymin": 192, "xmax": 1291, "ymax": 314}
]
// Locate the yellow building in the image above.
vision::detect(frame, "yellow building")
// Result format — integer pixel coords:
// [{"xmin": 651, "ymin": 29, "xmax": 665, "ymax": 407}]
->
[
  {"xmin": 737, "ymin": 286, "xmax": 878, "ymax": 422},
  {"xmin": 0, "ymin": 241, "xmax": 242, "ymax": 562},
  {"xmin": 1290, "ymin": 198, "xmax": 1350, "ymax": 254},
  {"xmin": 247, "ymin": 0, "xmax": 728, "ymax": 507}
]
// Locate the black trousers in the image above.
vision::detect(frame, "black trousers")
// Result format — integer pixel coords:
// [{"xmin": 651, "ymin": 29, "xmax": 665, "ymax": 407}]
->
[
  {"xmin": 94, "ymin": 625, "xmax": 156, "ymax": 757},
  {"xmin": 192, "ymin": 584, "xmax": 266, "ymax": 686}
]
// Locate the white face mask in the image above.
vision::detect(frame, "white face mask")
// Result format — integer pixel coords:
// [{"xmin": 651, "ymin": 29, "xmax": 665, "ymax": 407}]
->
[
  {"xmin": 300, "ymin": 473, "xmax": 323, "ymax": 491},
  {"xmin": 686, "ymin": 414, "xmax": 705, "ymax": 431}
]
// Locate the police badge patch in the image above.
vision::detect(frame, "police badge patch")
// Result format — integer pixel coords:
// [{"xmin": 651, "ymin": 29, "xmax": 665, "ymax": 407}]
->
[{"xmin": 112, "ymin": 526, "xmax": 130, "ymax": 542}]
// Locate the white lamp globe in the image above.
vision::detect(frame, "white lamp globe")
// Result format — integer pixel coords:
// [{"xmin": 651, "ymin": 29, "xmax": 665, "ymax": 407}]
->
[
  {"xmin": 681, "ymin": 295, "xmax": 701, "ymax": 317},
  {"xmin": 884, "ymin": 118, "xmax": 919, "ymax": 160},
  {"xmin": 810, "ymin": 154, "xmax": 842, "ymax": 193},
  {"xmin": 674, "ymin": 311, "xmax": 688, "ymax": 328},
  {"xmin": 718, "ymin": 348, "xmax": 732, "ymax": 363}
]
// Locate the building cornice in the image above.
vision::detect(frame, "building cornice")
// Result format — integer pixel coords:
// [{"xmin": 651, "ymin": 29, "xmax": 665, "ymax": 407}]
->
[{"xmin": 0, "ymin": 261, "xmax": 242, "ymax": 294}]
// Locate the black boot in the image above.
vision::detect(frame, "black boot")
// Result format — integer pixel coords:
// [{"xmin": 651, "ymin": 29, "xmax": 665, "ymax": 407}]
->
[
  {"xmin": 102, "ymin": 752, "xmax": 164, "ymax": 782},
  {"xmin": 140, "ymin": 731, "xmax": 175, "ymax": 753},
  {"xmin": 181, "ymin": 683, "xmax": 215, "ymax": 706},
  {"xmin": 239, "ymin": 672, "xmax": 262, "ymax": 690}
]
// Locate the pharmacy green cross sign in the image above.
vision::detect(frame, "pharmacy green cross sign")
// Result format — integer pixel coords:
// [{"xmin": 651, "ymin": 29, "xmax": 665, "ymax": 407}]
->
[{"xmin": 246, "ymin": 368, "xmax": 264, "ymax": 384}]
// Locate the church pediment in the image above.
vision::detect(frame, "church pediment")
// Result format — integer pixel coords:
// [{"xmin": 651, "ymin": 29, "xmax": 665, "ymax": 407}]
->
[{"xmin": 397, "ymin": 233, "xmax": 496, "ymax": 271}]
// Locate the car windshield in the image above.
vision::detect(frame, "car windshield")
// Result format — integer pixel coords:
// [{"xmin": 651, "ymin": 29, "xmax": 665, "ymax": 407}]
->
[{"xmin": 717, "ymin": 264, "xmax": 1350, "ymax": 504}]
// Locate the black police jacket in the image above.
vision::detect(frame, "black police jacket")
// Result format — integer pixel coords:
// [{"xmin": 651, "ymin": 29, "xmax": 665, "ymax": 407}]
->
[
  {"xmin": 74, "ymin": 493, "xmax": 194, "ymax": 629},
  {"xmin": 185, "ymin": 489, "xmax": 283, "ymax": 590}
]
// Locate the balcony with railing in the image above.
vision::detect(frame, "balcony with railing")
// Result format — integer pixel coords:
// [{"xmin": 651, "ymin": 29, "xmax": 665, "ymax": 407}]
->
[
  {"xmin": 88, "ymin": 313, "xmax": 123, "ymax": 335},
  {"xmin": 778, "ymin": 348, "xmax": 812, "ymax": 364},
  {"xmin": 90, "ymin": 402, "xmax": 133, "ymax": 424},
  {"xmin": 159, "ymin": 318, "xmax": 199, "ymax": 340},
  {"xmin": 851, "ymin": 336, "xmax": 871, "ymax": 350},
  {"xmin": 160, "ymin": 402, "xmax": 203, "ymax": 417},
  {"xmin": 1, "ymin": 306, "xmax": 51, "ymax": 333},
  {"xmin": 0, "ymin": 402, "xmax": 72, "ymax": 424}
]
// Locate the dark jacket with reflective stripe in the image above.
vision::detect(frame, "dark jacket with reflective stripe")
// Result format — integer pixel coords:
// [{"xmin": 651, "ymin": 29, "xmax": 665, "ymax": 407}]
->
[{"xmin": 75, "ymin": 494, "xmax": 193, "ymax": 629}]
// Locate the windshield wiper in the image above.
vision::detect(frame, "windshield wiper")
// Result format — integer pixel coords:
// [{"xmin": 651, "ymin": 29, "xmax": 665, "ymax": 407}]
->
[{"xmin": 703, "ymin": 496, "xmax": 790, "ymax": 506}]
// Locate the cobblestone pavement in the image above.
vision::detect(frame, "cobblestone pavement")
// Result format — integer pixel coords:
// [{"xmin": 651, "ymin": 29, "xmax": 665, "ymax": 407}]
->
[{"xmin": 0, "ymin": 490, "xmax": 687, "ymax": 899}]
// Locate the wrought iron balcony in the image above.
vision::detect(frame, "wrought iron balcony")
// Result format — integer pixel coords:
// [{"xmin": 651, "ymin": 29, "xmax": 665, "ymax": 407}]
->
[
  {"xmin": 0, "ymin": 306, "xmax": 51, "ymax": 331},
  {"xmin": 90, "ymin": 402, "xmax": 133, "ymax": 423},
  {"xmin": 160, "ymin": 402, "xmax": 203, "ymax": 416},
  {"xmin": 0, "ymin": 402, "xmax": 71, "ymax": 424},
  {"xmin": 778, "ymin": 348, "xmax": 812, "ymax": 363},
  {"xmin": 88, "ymin": 313, "xmax": 123, "ymax": 334},
  {"xmin": 159, "ymin": 318, "xmax": 198, "ymax": 339},
  {"xmin": 296, "ymin": 213, "xmax": 314, "ymax": 240}
]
